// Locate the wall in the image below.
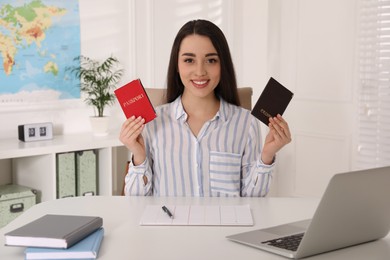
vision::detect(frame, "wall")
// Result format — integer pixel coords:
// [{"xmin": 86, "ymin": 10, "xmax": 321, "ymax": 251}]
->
[{"xmin": 268, "ymin": 0, "xmax": 358, "ymax": 197}]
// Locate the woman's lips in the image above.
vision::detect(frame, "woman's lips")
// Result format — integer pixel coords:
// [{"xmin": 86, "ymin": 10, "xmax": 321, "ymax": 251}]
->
[{"xmin": 192, "ymin": 80, "xmax": 209, "ymax": 88}]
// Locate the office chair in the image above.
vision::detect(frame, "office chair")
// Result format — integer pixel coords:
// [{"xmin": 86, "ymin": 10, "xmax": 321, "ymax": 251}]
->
[{"xmin": 121, "ymin": 87, "xmax": 253, "ymax": 195}]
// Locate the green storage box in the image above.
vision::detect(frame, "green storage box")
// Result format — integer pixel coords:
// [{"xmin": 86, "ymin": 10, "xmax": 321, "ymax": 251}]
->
[
  {"xmin": 0, "ymin": 184, "xmax": 37, "ymax": 228},
  {"xmin": 76, "ymin": 150, "xmax": 97, "ymax": 196},
  {"xmin": 56, "ymin": 152, "xmax": 76, "ymax": 199}
]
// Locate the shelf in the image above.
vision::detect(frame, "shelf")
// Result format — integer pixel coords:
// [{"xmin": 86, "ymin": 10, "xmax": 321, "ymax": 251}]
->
[
  {"xmin": 0, "ymin": 133, "xmax": 123, "ymax": 159},
  {"xmin": 0, "ymin": 132, "xmax": 128, "ymax": 202}
]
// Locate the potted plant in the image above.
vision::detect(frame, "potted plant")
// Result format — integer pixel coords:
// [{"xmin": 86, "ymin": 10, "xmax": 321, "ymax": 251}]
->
[{"xmin": 67, "ymin": 55, "xmax": 123, "ymax": 136}]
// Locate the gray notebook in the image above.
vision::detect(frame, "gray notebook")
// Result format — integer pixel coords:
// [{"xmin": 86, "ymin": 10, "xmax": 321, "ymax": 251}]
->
[{"xmin": 5, "ymin": 214, "xmax": 103, "ymax": 249}]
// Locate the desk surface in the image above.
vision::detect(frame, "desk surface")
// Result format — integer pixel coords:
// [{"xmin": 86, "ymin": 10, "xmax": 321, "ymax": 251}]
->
[{"xmin": 1, "ymin": 196, "xmax": 389, "ymax": 260}]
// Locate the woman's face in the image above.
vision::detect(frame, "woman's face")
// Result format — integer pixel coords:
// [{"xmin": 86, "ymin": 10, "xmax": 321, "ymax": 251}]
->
[{"xmin": 178, "ymin": 34, "xmax": 221, "ymax": 100}]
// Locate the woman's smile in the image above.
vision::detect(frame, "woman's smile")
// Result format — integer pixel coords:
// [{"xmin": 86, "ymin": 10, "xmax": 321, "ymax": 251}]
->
[{"xmin": 191, "ymin": 79, "xmax": 209, "ymax": 88}]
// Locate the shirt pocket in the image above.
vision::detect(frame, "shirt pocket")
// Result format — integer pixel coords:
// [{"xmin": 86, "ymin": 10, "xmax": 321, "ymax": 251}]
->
[{"xmin": 209, "ymin": 151, "xmax": 241, "ymax": 196}]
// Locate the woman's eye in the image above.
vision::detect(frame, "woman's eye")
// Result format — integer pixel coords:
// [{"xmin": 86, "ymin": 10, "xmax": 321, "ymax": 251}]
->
[
  {"xmin": 184, "ymin": 58, "xmax": 194, "ymax": 63},
  {"xmin": 207, "ymin": 58, "xmax": 218, "ymax": 64}
]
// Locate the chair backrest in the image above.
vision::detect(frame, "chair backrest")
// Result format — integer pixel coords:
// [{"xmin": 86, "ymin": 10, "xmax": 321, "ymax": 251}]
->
[
  {"xmin": 237, "ymin": 87, "xmax": 253, "ymax": 110},
  {"xmin": 145, "ymin": 87, "xmax": 253, "ymax": 110}
]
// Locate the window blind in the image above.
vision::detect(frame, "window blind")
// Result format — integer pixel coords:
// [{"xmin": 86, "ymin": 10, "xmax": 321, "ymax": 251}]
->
[{"xmin": 358, "ymin": 0, "xmax": 390, "ymax": 168}]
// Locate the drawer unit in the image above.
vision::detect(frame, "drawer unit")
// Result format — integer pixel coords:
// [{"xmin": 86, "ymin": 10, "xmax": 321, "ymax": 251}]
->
[{"xmin": 0, "ymin": 184, "xmax": 37, "ymax": 228}]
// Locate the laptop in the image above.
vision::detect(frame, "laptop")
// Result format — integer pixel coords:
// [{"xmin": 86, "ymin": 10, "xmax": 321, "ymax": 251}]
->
[{"xmin": 226, "ymin": 166, "xmax": 390, "ymax": 259}]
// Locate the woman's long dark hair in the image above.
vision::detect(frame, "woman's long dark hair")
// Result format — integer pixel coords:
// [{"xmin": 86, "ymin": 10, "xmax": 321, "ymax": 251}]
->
[{"xmin": 166, "ymin": 19, "xmax": 240, "ymax": 106}]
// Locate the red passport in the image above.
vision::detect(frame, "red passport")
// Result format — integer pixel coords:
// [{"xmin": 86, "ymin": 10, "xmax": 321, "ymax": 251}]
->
[{"xmin": 114, "ymin": 79, "xmax": 156, "ymax": 123}]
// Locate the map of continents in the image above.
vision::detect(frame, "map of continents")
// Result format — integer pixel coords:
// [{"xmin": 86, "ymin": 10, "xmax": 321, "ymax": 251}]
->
[{"xmin": 0, "ymin": 0, "xmax": 80, "ymax": 102}]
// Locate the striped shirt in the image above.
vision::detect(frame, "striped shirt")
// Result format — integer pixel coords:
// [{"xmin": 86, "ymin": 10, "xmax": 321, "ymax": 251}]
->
[{"xmin": 124, "ymin": 96, "xmax": 274, "ymax": 197}]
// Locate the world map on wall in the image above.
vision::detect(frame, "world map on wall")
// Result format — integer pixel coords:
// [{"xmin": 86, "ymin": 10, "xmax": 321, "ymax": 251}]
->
[{"xmin": 0, "ymin": 0, "xmax": 81, "ymax": 102}]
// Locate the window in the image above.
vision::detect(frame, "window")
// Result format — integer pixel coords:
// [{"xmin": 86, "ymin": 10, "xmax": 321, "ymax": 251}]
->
[{"xmin": 358, "ymin": 0, "xmax": 390, "ymax": 168}]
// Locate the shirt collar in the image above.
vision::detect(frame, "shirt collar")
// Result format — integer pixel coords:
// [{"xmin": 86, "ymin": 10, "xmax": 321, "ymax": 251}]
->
[
  {"xmin": 218, "ymin": 98, "xmax": 229, "ymax": 122},
  {"xmin": 171, "ymin": 96, "xmax": 229, "ymax": 122},
  {"xmin": 172, "ymin": 97, "xmax": 186, "ymax": 120}
]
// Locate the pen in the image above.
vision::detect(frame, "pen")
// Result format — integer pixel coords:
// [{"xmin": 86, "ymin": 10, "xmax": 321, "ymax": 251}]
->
[{"xmin": 162, "ymin": 206, "xmax": 174, "ymax": 219}]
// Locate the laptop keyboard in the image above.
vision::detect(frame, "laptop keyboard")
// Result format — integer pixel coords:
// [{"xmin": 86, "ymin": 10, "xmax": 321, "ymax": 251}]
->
[{"xmin": 261, "ymin": 233, "xmax": 304, "ymax": 252}]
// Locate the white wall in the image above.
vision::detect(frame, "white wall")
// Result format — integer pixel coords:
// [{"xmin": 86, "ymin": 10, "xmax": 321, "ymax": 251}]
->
[{"xmin": 268, "ymin": 0, "xmax": 358, "ymax": 197}]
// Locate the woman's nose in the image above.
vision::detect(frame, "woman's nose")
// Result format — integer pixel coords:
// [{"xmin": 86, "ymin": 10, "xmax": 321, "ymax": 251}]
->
[{"xmin": 195, "ymin": 62, "xmax": 207, "ymax": 76}]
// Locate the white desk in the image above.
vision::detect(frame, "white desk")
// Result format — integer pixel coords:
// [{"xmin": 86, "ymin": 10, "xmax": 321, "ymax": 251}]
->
[{"xmin": 1, "ymin": 196, "xmax": 389, "ymax": 260}]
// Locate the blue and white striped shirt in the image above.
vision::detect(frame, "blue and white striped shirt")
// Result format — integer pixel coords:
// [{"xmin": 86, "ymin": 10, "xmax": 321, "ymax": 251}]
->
[{"xmin": 124, "ymin": 96, "xmax": 274, "ymax": 197}]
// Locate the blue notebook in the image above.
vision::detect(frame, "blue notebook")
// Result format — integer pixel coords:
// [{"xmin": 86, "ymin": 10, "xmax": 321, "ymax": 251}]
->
[{"xmin": 24, "ymin": 228, "xmax": 104, "ymax": 259}]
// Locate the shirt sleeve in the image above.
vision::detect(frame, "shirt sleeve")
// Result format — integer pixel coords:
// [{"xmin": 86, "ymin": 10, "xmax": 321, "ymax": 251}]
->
[
  {"xmin": 124, "ymin": 157, "xmax": 153, "ymax": 196},
  {"xmin": 240, "ymin": 117, "xmax": 275, "ymax": 197}
]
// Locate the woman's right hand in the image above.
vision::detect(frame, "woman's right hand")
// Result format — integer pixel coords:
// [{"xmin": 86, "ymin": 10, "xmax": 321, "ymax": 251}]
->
[{"xmin": 119, "ymin": 116, "xmax": 146, "ymax": 165}]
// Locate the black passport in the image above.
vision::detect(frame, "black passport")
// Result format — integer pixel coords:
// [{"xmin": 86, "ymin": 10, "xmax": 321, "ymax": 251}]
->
[{"xmin": 251, "ymin": 77, "xmax": 294, "ymax": 126}]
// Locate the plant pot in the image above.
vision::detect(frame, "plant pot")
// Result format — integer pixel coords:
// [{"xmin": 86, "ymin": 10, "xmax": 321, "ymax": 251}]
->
[{"xmin": 89, "ymin": 116, "xmax": 110, "ymax": 136}]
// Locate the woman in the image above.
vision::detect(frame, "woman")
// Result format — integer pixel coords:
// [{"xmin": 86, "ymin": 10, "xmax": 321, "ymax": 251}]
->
[{"xmin": 119, "ymin": 19, "xmax": 291, "ymax": 197}]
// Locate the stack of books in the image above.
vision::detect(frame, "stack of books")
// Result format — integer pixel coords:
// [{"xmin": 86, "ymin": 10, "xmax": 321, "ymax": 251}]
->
[{"xmin": 4, "ymin": 214, "xmax": 104, "ymax": 259}]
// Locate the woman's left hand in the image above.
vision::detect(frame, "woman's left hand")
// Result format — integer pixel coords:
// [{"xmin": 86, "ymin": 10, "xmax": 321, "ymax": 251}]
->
[{"xmin": 261, "ymin": 114, "xmax": 292, "ymax": 164}]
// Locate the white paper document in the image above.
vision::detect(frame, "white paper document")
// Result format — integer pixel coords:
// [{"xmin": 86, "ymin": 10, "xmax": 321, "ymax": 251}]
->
[{"xmin": 139, "ymin": 205, "xmax": 253, "ymax": 226}]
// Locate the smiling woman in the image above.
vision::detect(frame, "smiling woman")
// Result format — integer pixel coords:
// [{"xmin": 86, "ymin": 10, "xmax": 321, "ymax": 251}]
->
[
  {"xmin": 178, "ymin": 34, "xmax": 221, "ymax": 110},
  {"xmin": 119, "ymin": 19, "xmax": 292, "ymax": 197}
]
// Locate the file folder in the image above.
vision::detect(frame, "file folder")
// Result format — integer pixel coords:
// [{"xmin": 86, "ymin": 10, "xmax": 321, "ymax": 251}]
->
[
  {"xmin": 76, "ymin": 150, "xmax": 97, "ymax": 196},
  {"xmin": 56, "ymin": 152, "xmax": 76, "ymax": 198}
]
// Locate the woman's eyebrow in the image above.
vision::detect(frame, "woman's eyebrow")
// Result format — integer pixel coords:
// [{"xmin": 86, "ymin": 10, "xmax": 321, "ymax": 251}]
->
[
  {"xmin": 181, "ymin": 53, "xmax": 196, "ymax": 57},
  {"xmin": 181, "ymin": 52, "xmax": 219, "ymax": 57},
  {"xmin": 205, "ymin": 53, "xmax": 218, "ymax": 57}
]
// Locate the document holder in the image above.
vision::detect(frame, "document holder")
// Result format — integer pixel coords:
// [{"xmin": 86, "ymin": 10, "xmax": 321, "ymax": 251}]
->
[
  {"xmin": 56, "ymin": 152, "xmax": 76, "ymax": 198},
  {"xmin": 76, "ymin": 150, "xmax": 97, "ymax": 196}
]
